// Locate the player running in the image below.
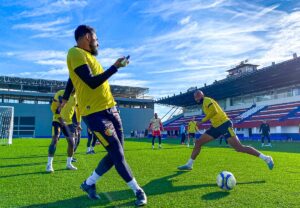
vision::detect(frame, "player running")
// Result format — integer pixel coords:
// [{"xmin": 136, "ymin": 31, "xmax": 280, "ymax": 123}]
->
[
  {"xmin": 46, "ymin": 89, "xmax": 81, "ymax": 172},
  {"xmin": 187, "ymin": 116, "xmax": 199, "ymax": 147},
  {"xmin": 178, "ymin": 90, "xmax": 274, "ymax": 171},
  {"xmin": 63, "ymin": 25, "xmax": 146, "ymax": 206},
  {"xmin": 148, "ymin": 113, "xmax": 164, "ymax": 149}
]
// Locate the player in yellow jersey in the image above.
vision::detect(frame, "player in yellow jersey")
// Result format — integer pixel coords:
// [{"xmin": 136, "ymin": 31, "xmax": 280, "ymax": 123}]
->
[
  {"xmin": 187, "ymin": 117, "xmax": 199, "ymax": 147},
  {"xmin": 46, "ymin": 90, "xmax": 81, "ymax": 172},
  {"xmin": 62, "ymin": 25, "xmax": 146, "ymax": 206},
  {"xmin": 178, "ymin": 90, "xmax": 274, "ymax": 171}
]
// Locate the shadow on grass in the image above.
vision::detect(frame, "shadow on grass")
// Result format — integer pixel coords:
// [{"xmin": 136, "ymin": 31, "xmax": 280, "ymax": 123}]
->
[
  {"xmin": 0, "ymin": 160, "xmax": 66, "ymax": 169},
  {"xmin": 21, "ymin": 171, "xmax": 216, "ymax": 208},
  {"xmin": 0, "ymin": 154, "xmax": 67, "ymax": 160},
  {"xmin": 0, "ymin": 169, "xmax": 69, "ymax": 179},
  {"xmin": 202, "ymin": 180, "xmax": 266, "ymax": 201},
  {"xmin": 202, "ymin": 191, "xmax": 230, "ymax": 200}
]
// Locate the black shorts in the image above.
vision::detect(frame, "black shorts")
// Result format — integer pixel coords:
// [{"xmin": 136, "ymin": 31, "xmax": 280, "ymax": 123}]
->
[
  {"xmin": 188, "ymin": 133, "xmax": 195, "ymax": 138},
  {"xmin": 205, "ymin": 120, "xmax": 236, "ymax": 139},
  {"xmin": 52, "ymin": 121, "xmax": 75, "ymax": 138},
  {"xmin": 82, "ymin": 106, "xmax": 123, "ymax": 147}
]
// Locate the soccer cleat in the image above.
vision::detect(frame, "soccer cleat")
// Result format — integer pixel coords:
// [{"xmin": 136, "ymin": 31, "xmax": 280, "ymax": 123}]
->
[
  {"xmin": 90, "ymin": 150, "xmax": 96, "ymax": 154},
  {"xmin": 46, "ymin": 164, "xmax": 54, "ymax": 173},
  {"xmin": 265, "ymin": 156, "xmax": 274, "ymax": 170},
  {"xmin": 72, "ymin": 158, "xmax": 77, "ymax": 162},
  {"xmin": 135, "ymin": 189, "xmax": 147, "ymax": 206},
  {"xmin": 80, "ymin": 181, "xmax": 100, "ymax": 200},
  {"xmin": 66, "ymin": 164, "xmax": 78, "ymax": 170},
  {"xmin": 177, "ymin": 164, "xmax": 193, "ymax": 170}
]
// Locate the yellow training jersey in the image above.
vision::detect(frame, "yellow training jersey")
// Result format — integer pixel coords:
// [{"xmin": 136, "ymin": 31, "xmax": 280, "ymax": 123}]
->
[
  {"xmin": 67, "ymin": 47, "xmax": 116, "ymax": 116},
  {"xmin": 51, "ymin": 90, "xmax": 78, "ymax": 125},
  {"xmin": 188, "ymin": 121, "xmax": 198, "ymax": 133},
  {"xmin": 201, "ymin": 97, "xmax": 229, "ymax": 128}
]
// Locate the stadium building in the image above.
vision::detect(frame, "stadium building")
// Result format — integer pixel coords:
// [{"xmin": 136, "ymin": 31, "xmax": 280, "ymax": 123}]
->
[
  {"xmin": 157, "ymin": 54, "xmax": 300, "ymax": 141},
  {"xmin": 0, "ymin": 76, "xmax": 154, "ymax": 138}
]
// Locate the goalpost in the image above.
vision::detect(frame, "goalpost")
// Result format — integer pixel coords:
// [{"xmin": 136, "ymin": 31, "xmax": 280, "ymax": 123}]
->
[{"xmin": 0, "ymin": 106, "xmax": 14, "ymax": 145}]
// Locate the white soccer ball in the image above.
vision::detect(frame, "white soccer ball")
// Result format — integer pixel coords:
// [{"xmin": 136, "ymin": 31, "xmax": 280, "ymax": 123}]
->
[{"xmin": 216, "ymin": 171, "xmax": 236, "ymax": 190}]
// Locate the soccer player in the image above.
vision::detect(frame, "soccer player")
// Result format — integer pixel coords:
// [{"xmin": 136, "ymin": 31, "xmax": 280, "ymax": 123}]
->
[
  {"xmin": 46, "ymin": 89, "xmax": 80, "ymax": 172},
  {"xmin": 86, "ymin": 128, "xmax": 97, "ymax": 154},
  {"xmin": 187, "ymin": 116, "xmax": 199, "ymax": 147},
  {"xmin": 178, "ymin": 90, "xmax": 274, "ymax": 171},
  {"xmin": 148, "ymin": 113, "xmax": 164, "ymax": 149},
  {"xmin": 62, "ymin": 25, "xmax": 146, "ymax": 206},
  {"xmin": 179, "ymin": 123, "xmax": 186, "ymax": 145},
  {"xmin": 259, "ymin": 120, "xmax": 271, "ymax": 147},
  {"xmin": 72, "ymin": 109, "xmax": 82, "ymax": 162}
]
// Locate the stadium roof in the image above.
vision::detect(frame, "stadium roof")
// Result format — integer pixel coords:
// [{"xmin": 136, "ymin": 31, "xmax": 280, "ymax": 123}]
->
[
  {"xmin": 157, "ymin": 56, "xmax": 300, "ymax": 107},
  {"xmin": 0, "ymin": 76, "xmax": 149, "ymax": 99}
]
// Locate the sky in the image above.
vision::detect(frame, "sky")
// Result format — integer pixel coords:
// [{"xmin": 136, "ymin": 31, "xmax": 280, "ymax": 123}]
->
[{"xmin": 0, "ymin": 0, "xmax": 300, "ymax": 120}]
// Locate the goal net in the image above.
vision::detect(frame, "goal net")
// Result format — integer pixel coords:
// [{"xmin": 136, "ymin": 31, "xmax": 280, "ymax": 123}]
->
[{"xmin": 0, "ymin": 106, "xmax": 14, "ymax": 145}]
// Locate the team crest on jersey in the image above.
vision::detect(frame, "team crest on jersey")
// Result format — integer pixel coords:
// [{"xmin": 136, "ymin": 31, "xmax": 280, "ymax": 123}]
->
[{"xmin": 105, "ymin": 128, "xmax": 114, "ymax": 136}]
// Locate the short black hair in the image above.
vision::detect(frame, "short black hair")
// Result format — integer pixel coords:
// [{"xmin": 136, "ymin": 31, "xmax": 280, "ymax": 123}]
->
[{"xmin": 74, "ymin": 25, "xmax": 95, "ymax": 41}]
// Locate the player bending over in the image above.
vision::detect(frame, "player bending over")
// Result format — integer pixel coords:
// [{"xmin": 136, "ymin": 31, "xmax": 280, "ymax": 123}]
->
[
  {"xmin": 178, "ymin": 90, "xmax": 274, "ymax": 171},
  {"xmin": 46, "ymin": 89, "xmax": 81, "ymax": 172}
]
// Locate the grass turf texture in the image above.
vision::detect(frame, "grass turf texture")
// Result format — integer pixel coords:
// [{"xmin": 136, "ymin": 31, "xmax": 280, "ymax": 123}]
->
[{"xmin": 0, "ymin": 138, "xmax": 299, "ymax": 208}]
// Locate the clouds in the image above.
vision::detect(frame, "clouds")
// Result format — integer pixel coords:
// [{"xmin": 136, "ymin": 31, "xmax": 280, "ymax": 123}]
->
[
  {"xmin": 17, "ymin": 0, "xmax": 88, "ymax": 18},
  {"xmin": 1, "ymin": 0, "xmax": 300, "ymax": 106}
]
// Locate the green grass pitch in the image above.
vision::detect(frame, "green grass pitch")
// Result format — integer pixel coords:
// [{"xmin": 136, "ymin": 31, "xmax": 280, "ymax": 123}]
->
[{"xmin": 0, "ymin": 138, "xmax": 300, "ymax": 207}]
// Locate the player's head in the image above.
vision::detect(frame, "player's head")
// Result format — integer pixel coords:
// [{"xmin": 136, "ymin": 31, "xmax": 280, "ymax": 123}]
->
[
  {"xmin": 75, "ymin": 25, "xmax": 99, "ymax": 56},
  {"xmin": 194, "ymin": 90, "xmax": 204, "ymax": 104},
  {"xmin": 154, "ymin": 113, "xmax": 158, "ymax": 119}
]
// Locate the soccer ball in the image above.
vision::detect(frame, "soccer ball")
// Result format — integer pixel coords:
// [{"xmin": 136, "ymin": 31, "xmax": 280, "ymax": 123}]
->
[{"xmin": 216, "ymin": 171, "xmax": 236, "ymax": 190}]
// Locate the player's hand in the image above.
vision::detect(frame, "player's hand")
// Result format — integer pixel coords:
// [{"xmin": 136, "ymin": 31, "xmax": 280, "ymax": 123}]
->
[{"xmin": 114, "ymin": 57, "xmax": 129, "ymax": 69}]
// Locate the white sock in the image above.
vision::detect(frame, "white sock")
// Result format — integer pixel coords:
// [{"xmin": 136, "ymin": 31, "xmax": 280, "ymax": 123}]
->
[
  {"xmin": 86, "ymin": 171, "xmax": 101, "ymax": 185},
  {"xmin": 91, "ymin": 147, "xmax": 94, "ymax": 151},
  {"xmin": 187, "ymin": 158, "xmax": 194, "ymax": 167},
  {"xmin": 87, "ymin": 147, "xmax": 91, "ymax": 152},
  {"xmin": 259, "ymin": 153, "xmax": 268, "ymax": 161},
  {"xmin": 67, "ymin": 157, "xmax": 72, "ymax": 165},
  {"xmin": 127, "ymin": 178, "xmax": 141, "ymax": 194},
  {"xmin": 48, "ymin": 157, "xmax": 53, "ymax": 165}
]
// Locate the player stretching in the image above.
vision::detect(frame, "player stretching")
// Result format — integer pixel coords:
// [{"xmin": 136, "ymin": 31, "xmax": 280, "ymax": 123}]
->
[
  {"xmin": 63, "ymin": 25, "xmax": 146, "ymax": 206},
  {"xmin": 46, "ymin": 90, "xmax": 80, "ymax": 172},
  {"xmin": 178, "ymin": 90, "xmax": 274, "ymax": 171},
  {"xmin": 148, "ymin": 113, "xmax": 164, "ymax": 149}
]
